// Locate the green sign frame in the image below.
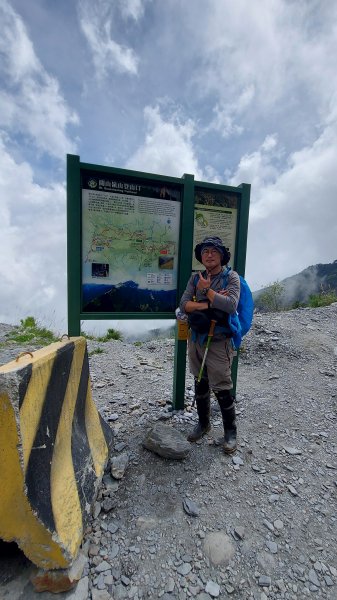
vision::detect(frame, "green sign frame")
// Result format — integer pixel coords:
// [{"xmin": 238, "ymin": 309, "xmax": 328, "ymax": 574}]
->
[{"xmin": 67, "ymin": 154, "xmax": 250, "ymax": 410}]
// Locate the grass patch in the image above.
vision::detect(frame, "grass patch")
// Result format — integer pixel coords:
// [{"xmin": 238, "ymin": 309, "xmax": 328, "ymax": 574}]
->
[
  {"xmin": 97, "ymin": 328, "xmax": 123, "ymax": 342},
  {"xmin": 5, "ymin": 316, "xmax": 57, "ymax": 345},
  {"xmin": 308, "ymin": 289, "xmax": 337, "ymax": 308},
  {"xmin": 82, "ymin": 331, "xmax": 96, "ymax": 340},
  {"xmin": 89, "ymin": 347, "xmax": 104, "ymax": 356}
]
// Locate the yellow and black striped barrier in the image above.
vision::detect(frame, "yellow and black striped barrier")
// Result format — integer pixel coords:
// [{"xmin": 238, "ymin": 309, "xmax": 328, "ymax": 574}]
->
[{"xmin": 0, "ymin": 337, "xmax": 113, "ymax": 569}]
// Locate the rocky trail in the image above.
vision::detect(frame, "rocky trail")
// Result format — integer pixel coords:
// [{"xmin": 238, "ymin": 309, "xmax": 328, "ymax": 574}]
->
[{"xmin": 0, "ymin": 303, "xmax": 336, "ymax": 600}]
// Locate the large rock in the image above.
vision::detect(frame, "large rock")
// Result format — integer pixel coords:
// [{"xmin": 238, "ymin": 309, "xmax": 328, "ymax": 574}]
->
[
  {"xmin": 143, "ymin": 422, "xmax": 190, "ymax": 459},
  {"xmin": 203, "ymin": 531, "xmax": 235, "ymax": 566}
]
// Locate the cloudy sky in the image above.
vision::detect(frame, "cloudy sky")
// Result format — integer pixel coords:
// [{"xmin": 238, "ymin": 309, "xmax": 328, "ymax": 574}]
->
[{"xmin": 1, "ymin": 0, "xmax": 337, "ymax": 334}]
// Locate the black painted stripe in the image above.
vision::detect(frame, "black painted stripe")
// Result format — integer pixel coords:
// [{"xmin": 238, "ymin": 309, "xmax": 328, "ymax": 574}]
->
[
  {"xmin": 99, "ymin": 413, "xmax": 114, "ymax": 452},
  {"xmin": 71, "ymin": 345, "xmax": 97, "ymax": 522},
  {"xmin": 18, "ymin": 363, "xmax": 33, "ymax": 410},
  {"xmin": 25, "ymin": 343, "xmax": 75, "ymax": 532}
]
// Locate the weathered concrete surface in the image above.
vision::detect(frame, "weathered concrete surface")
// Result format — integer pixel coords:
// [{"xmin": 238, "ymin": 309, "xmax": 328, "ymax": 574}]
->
[{"xmin": 0, "ymin": 338, "xmax": 113, "ymax": 569}]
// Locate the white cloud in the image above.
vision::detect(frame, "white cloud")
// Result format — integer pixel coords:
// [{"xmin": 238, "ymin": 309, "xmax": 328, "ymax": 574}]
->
[
  {"xmin": 117, "ymin": 0, "xmax": 146, "ymax": 21},
  {"xmin": 125, "ymin": 105, "xmax": 203, "ymax": 178},
  {"xmin": 78, "ymin": 0, "xmax": 139, "ymax": 78},
  {"xmin": 208, "ymin": 105, "xmax": 244, "ymax": 139},
  {"xmin": 228, "ymin": 116, "xmax": 337, "ymax": 289},
  {"xmin": 207, "ymin": 85, "xmax": 255, "ymax": 138},
  {"xmin": 0, "ymin": 136, "xmax": 67, "ymax": 330},
  {"xmin": 228, "ymin": 134, "xmax": 280, "ymax": 193},
  {"xmin": 0, "ymin": 0, "xmax": 78, "ymax": 159},
  {"xmin": 184, "ymin": 0, "xmax": 337, "ymax": 152}
]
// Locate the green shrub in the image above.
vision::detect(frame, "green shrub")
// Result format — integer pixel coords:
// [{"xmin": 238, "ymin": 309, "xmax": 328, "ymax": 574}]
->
[
  {"xmin": 6, "ymin": 316, "xmax": 57, "ymax": 344},
  {"xmin": 20, "ymin": 316, "xmax": 37, "ymax": 328},
  {"xmin": 98, "ymin": 328, "xmax": 123, "ymax": 342},
  {"xmin": 290, "ymin": 300, "xmax": 307, "ymax": 309},
  {"xmin": 257, "ymin": 281, "xmax": 285, "ymax": 312},
  {"xmin": 308, "ymin": 289, "xmax": 337, "ymax": 308}
]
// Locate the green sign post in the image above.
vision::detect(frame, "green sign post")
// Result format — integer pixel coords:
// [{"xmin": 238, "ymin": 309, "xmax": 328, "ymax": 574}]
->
[{"xmin": 67, "ymin": 155, "xmax": 250, "ymax": 409}]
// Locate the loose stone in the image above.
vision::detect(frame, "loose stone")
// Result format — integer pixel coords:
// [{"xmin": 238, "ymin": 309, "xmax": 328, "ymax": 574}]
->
[
  {"xmin": 283, "ymin": 446, "xmax": 302, "ymax": 455},
  {"xmin": 95, "ymin": 561, "xmax": 111, "ymax": 574},
  {"xmin": 266, "ymin": 541, "xmax": 278, "ymax": 554},
  {"xmin": 183, "ymin": 497, "xmax": 200, "ymax": 517},
  {"xmin": 111, "ymin": 452, "xmax": 129, "ymax": 479},
  {"xmin": 274, "ymin": 519, "xmax": 284, "ymax": 530},
  {"xmin": 142, "ymin": 422, "xmax": 191, "ymax": 459},
  {"xmin": 176, "ymin": 563, "xmax": 192, "ymax": 576},
  {"xmin": 205, "ymin": 580, "xmax": 220, "ymax": 597},
  {"xmin": 233, "ymin": 526, "xmax": 245, "ymax": 540},
  {"xmin": 165, "ymin": 577, "xmax": 175, "ymax": 592},
  {"xmin": 287, "ymin": 484, "xmax": 298, "ymax": 496},
  {"xmin": 110, "ymin": 543, "xmax": 119, "ymax": 559},
  {"xmin": 308, "ymin": 569, "xmax": 320, "ymax": 587}
]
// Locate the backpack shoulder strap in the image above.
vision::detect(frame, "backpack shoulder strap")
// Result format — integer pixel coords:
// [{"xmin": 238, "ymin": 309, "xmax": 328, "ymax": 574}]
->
[
  {"xmin": 221, "ymin": 266, "xmax": 231, "ymax": 287},
  {"xmin": 192, "ymin": 273, "xmax": 199, "ymax": 295}
]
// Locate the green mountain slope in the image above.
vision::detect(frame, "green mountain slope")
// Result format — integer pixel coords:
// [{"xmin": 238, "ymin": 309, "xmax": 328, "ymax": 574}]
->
[{"xmin": 253, "ymin": 260, "xmax": 337, "ymax": 309}]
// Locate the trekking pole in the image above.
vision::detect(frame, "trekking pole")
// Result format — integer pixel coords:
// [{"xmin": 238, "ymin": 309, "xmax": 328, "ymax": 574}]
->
[{"xmin": 197, "ymin": 319, "xmax": 217, "ymax": 384}]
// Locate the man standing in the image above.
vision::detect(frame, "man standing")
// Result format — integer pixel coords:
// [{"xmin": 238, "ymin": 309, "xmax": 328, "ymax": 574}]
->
[{"xmin": 179, "ymin": 236, "xmax": 240, "ymax": 454}]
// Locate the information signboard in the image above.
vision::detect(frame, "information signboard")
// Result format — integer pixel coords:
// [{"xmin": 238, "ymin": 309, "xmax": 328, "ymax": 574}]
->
[
  {"xmin": 67, "ymin": 155, "xmax": 250, "ymax": 410},
  {"xmin": 81, "ymin": 171, "xmax": 181, "ymax": 314}
]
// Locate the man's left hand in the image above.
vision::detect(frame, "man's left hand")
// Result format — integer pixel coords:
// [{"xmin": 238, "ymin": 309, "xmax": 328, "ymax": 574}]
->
[{"xmin": 197, "ymin": 271, "xmax": 211, "ymax": 291}]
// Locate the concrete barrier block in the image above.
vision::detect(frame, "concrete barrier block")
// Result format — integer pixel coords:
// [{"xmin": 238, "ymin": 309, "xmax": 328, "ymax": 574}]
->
[{"xmin": 0, "ymin": 337, "xmax": 113, "ymax": 569}]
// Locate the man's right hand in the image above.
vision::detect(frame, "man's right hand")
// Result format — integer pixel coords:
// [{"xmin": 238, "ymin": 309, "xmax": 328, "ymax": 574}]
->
[{"xmin": 185, "ymin": 300, "xmax": 209, "ymax": 313}]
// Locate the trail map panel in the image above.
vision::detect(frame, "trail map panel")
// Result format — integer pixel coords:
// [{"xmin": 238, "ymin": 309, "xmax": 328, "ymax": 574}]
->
[{"xmin": 81, "ymin": 172, "xmax": 181, "ymax": 313}]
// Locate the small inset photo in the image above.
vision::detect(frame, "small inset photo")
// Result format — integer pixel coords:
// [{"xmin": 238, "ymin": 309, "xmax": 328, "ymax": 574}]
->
[
  {"xmin": 158, "ymin": 256, "xmax": 174, "ymax": 270},
  {"xmin": 92, "ymin": 263, "xmax": 109, "ymax": 278}
]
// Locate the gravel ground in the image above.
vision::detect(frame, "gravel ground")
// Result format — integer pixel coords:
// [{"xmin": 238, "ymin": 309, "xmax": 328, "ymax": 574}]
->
[{"xmin": 0, "ymin": 303, "xmax": 336, "ymax": 600}]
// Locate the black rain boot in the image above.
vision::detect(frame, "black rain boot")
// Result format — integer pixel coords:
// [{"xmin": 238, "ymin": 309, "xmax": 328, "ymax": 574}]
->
[
  {"xmin": 187, "ymin": 379, "xmax": 211, "ymax": 442},
  {"xmin": 215, "ymin": 390, "xmax": 237, "ymax": 454}
]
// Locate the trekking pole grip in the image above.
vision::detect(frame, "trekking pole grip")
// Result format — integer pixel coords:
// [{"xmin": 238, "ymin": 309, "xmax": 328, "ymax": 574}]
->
[{"xmin": 209, "ymin": 319, "xmax": 217, "ymax": 337}]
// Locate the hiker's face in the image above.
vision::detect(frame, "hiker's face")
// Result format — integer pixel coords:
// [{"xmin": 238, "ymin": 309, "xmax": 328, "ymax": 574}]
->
[{"xmin": 201, "ymin": 247, "xmax": 222, "ymax": 271}]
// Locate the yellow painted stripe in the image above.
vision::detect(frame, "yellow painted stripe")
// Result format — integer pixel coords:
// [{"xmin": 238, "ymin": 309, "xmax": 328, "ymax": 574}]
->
[
  {"xmin": 19, "ymin": 350, "xmax": 57, "ymax": 474},
  {"xmin": 85, "ymin": 381, "xmax": 108, "ymax": 477},
  {"xmin": 0, "ymin": 340, "xmax": 71, "ymax": 374},
  {"xmin": 50, "ymin": 338, "xmax": 84, "ymax": 557},
  {"xmin": 0, "ymin": 392, "xmax": 69, "ymax": 569}
]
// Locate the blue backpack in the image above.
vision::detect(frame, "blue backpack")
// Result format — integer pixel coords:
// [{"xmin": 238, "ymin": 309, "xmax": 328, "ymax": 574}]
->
[
  {"xmin": 193, "ymin": 267, "xmax": 254, "ymax": 349},
  {"xmin": 224, "ymin": 268, "xmax": 254, "ymax": 349}
]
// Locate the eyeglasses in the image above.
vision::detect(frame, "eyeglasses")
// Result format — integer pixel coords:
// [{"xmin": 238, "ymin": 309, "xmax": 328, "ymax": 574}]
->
[{"xmin": 201, "ymin": 248, "xmax": 219, "ymax": 256}]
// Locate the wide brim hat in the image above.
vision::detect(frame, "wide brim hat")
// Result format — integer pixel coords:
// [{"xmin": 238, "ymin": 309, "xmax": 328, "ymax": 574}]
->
[{"xmin": 194, "ymin": 236, "xmax": 230, "ymax": 266}]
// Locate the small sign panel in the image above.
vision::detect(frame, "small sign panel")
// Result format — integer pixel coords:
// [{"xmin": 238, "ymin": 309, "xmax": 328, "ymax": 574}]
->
[{"xmin": 192, "ymin": 188, "xmax": 238, "ymax": 270}]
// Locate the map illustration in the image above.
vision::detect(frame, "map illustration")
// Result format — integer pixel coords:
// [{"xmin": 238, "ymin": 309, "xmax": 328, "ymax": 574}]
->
[{"xmin": 82, "ymin": 189, "xmax": 180, "ymax": 313}]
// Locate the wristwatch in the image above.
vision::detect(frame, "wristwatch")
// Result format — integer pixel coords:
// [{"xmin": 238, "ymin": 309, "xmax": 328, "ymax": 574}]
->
[{"xmin": 202, "ymin": 288, "xmax": 210, "ymax": 295}]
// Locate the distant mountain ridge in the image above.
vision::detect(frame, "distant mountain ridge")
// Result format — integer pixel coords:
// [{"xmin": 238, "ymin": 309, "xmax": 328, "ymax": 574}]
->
[
  {"xmin": 82, "ymin": 281, "xmax": 176, "ymax": 313},
  {"xmin": 253, "ymin": 260, "xmax": 337, "ymax": 309}
]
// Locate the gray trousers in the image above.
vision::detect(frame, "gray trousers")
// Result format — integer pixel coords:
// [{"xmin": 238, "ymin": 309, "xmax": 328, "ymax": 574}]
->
[{"xmin": 188, "ymin": 335, "xmax": 234, "ymax": 391}]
